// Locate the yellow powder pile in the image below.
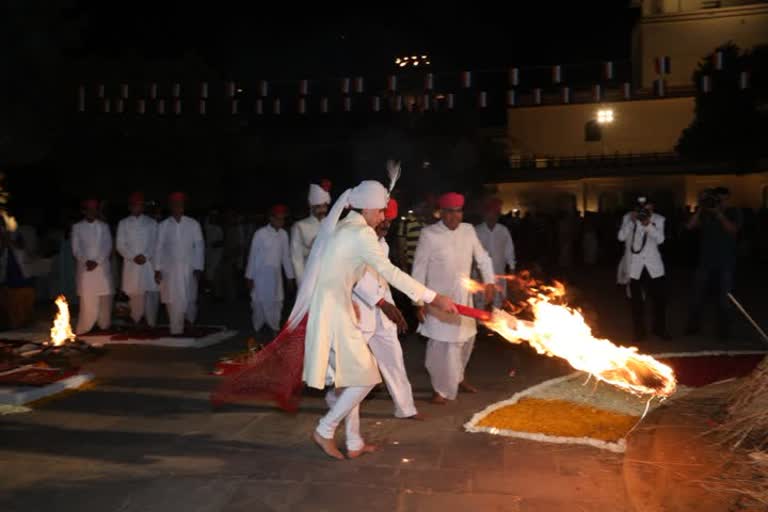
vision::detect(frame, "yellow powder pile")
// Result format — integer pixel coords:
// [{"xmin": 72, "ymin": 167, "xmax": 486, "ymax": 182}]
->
[{"xmin": 476, "ymin": 398, "xmax": 639, "ymax": 442}]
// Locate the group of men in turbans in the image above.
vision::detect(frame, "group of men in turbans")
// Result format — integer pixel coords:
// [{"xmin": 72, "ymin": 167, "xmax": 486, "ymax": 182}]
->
[
  {"xmin": 75, "ymin": 169, "xmax": 516, "ymax": 460},
  {"xmin": 73, "ymin": 192, "xmax": 203, "ymax": 336}
]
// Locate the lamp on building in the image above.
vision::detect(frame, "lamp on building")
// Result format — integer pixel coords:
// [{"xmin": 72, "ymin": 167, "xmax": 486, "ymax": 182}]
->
[
  {"xmin": 596, "ymin": 109, "xmax": 615, "ymax": 124},
  {"xmin": 394, "ymin": 55, "xmax": 431, "ymax": 68}
]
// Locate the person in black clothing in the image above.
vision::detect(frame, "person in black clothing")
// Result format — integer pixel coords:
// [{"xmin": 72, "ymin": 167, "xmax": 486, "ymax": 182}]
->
[{"xmin": 685, "ymin": 187, "xmax": 742, "ymax": 340}]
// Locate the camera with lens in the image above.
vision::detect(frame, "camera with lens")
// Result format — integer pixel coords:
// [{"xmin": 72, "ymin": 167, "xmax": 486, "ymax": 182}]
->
[
  {"xmin": 634, "ymin": 196, "xmax": 652, "ymax": 222},
  {"xmin": 635, "ymin": 205, "xmax": 651, "ymax": 222},
  {"xmin": 699, "ymin": 188, "xmax": 721, "ymax": 210}
]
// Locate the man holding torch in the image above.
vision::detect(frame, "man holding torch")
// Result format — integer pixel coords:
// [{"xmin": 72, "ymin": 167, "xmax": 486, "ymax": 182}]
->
[{"xmin": 412, "ymin": 192, "xmax": 496, "ymax": 404}]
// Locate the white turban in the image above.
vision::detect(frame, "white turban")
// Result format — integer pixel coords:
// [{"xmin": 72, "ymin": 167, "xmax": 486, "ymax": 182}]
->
[
  {"xmin": 349, "ymin": 180, "xmax": 388, "ymax": 210},
  {"xmin": 308, "ymin": 184, "xmax": 331, "ymax": 206}
]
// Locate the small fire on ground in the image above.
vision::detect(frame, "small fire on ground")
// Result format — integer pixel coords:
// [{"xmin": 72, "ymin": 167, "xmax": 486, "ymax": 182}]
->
[
  {"xmin": 463, "ymin": 274, "xmax": 676, "ymax": 398},
  {"xmin": 50, "ymin": 295, "xmax": 76, "ymax": 347}
]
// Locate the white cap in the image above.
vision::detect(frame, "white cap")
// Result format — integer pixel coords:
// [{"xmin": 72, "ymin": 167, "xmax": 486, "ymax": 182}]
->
[
  {"xmin": 308, "ymin": 184, "xmax": 331, "ymax": 206},
  {"xmin": 349, "ymin": 181, "xmax": 389, "ymax": 209}
]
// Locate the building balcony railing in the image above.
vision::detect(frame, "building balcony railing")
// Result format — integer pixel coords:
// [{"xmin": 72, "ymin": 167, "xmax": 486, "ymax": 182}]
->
[
  {"xmin": 508, "ymin": 152, "xmax": 682, "ymax": 170},
  {"xmin": 491, "ymin": 151, "xmax": 756, "ymax": 182}
]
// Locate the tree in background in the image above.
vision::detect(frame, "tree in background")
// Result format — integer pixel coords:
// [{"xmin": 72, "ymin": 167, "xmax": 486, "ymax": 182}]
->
[{"xmin": 676, "ymin": 43, "xmax": 767, "ymax": 162}]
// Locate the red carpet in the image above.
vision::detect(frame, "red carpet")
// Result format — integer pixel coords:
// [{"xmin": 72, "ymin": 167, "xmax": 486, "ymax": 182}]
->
[
  {"xmin": 660, "ymin": 354, "xmax": 764, "ymax": 387},
  {"xmin": 84, "ymin": 326, "xmax": 223, "ymax": 341},
  {"xmin": 0, "ymin": 365, "xmax": 78, "ymax": 386}
]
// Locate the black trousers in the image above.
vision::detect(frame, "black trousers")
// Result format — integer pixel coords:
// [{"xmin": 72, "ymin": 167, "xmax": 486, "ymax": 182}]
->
[{"xmin": 629, "ymin": 269, "xmax": 667, "ymax": 339}]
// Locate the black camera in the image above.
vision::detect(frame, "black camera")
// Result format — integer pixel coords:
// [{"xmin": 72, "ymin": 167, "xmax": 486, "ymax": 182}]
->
[
  {"xmin": 699, "ymin": 189, "xmax": 721, "ymax": 209},
  {"xmin": 635, "ymin": 205, "xmax": 651, "ymax": 222}
]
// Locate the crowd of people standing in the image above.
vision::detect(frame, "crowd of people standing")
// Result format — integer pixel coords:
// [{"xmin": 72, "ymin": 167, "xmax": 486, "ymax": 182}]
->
[
  {"xmin": 0, "ymin": 172, "xmax": 762, "ymax": 459},
  {"xmin": 1, "ymin": 181, "xmax": 764, "ymax": 342}
]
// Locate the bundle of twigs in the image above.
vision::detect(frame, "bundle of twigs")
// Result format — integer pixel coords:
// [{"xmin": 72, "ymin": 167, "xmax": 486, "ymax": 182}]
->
[
  {"xmin": 706, "ymin": 357, "xmax": 768, "ymax": 506},
  {"xmin": 702, "ymin": 451, "xmax": 768, "ymax": 507},
  {"xmin": 719, "ymin": 356, "xmax": 768, "ymax": 450}
]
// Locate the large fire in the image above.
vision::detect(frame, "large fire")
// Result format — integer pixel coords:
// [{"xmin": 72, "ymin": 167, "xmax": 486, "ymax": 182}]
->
[
  {"xmin": 50, "ymin": 295, "xmax": 76, "ymax": 347},
  {"xmin": 465, "ymin": 275, "xmax": 677, "ymax": 398}
]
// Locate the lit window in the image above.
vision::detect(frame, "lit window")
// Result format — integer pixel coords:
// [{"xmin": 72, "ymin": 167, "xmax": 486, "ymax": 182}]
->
[{"xmin": 596, "ymin": 109, "xmax": 614, "ymax": 124}]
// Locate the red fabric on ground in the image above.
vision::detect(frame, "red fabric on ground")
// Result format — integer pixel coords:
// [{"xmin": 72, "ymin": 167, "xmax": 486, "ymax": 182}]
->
[
  {"xmin": 0, "ymin": 366, "xmax": 78, "ymax": 386},
  {"xmin": 79, "ymin": 326, "xmax": 223, "ymax": 341},
  {"xmin": 661, "ymin": 354, "xmax": 764, "ymax": 387},
  {"xmin": 211, "ymin": 317, "xmax": 307, "ymax": 412}
]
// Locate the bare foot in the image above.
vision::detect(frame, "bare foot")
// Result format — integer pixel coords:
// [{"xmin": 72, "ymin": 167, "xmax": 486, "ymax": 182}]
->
[
  {"xmin": 312, "ymin": 431, "xmax": 344, "ymax": 460},
  {"xmin": 347, "ymin": 444, "xmax": 378, "ymax": 459},
  {"xmin": 401, "ymin": 413, "xmax": 426, "ymax": 421},
  {"xmin": 459, "ymin": 380, "xmax": 478, "ymax": 393},
  {"xmin": 430, "ymin": 393, "xmax": 448, "ymax": 405}
]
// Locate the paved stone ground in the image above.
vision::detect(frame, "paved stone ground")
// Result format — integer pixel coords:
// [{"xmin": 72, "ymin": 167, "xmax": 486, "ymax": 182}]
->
[{"xmin": 1, "ymin": 265, "xmax": 765, "ymax": 511}]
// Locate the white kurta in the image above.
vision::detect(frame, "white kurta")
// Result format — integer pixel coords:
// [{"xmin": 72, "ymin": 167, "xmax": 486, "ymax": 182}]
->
[
  {"xmin": 246, "ymin": 225, "xmax": 294, "ymax": 303},
  {"xmin": 245, "ymin": 225, "xmax": 294, "ymax": 331},
  {"xmin": 412, "ymin": 221, "xmax": 495, "ymax": 343},
  {"xmin": 617, "ymin": 212, "xmax": 665, "ymax": 280},
  {"xmin": 290, "ymin": 215, "xmax": 320, "ymax": 285},
  {"xmin": 71, "ymin": 220, "xmax": 114, "ymax": 297},
  {"xmin": 352, "ymin": 239, "xmax": 418, "ymax": 418},
  {"xmin": 474, "ymin": 222, "xmax": 515, "ymax": 307},
  {"xmin": 154, "ymin": 216, "xmax": 204, "ymax": 306},
  {"xmin": 116, "ymin": 215, "xmax": 158, "ymax": 295},
  {"xmin": 303, "ymin": 211, "xmax": 433, "ymax": 390}
]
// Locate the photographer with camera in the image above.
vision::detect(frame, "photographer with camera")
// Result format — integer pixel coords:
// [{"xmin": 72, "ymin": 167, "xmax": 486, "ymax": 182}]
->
[
  {"xmin": 618, "ymin": 197, "xmax": 668, "ymax": 342},
  {"xmin": 685, "ymin": 187, "xmax": 742, "ymax": 340}
]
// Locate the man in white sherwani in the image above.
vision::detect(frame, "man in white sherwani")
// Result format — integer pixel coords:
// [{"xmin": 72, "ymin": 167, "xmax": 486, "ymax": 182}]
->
[
  {"xmin": 286, "ymin": 177, "xmax": 457, "ymax": 460},
  {"xmin": 116, "ymin": 192, "xmax": 159, "ymax": 326},
  {"xmin": 352, "ymin": 198, "xmax": 421, "ymax": 420},
  {"xmin": 72, "ymin": 199, "xmax": 114, "ymax": 335},
  {"xmin": 412, "ymin": 192, "xmax": 496, "ymax": 404},
  {"xmin": 245, "ymin": 204, "xmax": 295, "ymax": 336},
  {"xmin": 474, "ymin": 197, "xmax": 516, "ymax": 309},
  {"xmin": 290, "ymin": 181, "xmax": 331, "ymax": 285},
  {"xmin": 154, "ymin": 192, "xmax": 205, "ymax": 335}
]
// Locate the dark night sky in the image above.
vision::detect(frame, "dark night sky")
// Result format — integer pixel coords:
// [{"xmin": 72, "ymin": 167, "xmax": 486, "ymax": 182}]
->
[
  {"xmin": 70, "ymin": 1, "xmax": 638, "ymax": 73},
  {"xmin": 4, "ymin": 1, "xmax": 640, "ymax": 219}
]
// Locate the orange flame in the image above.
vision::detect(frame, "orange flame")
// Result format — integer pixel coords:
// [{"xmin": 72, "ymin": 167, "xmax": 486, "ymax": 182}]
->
[
  {"xmin": 467, "ymin": 277, "xmax": 676, "ymax": 397},
  {"xmin": 461, "ymin": 276, "xmax": 487, "ymax": 294},
  {"xmin": 50, "ymin": 295, "xmax": 75, "ymax": 347}
]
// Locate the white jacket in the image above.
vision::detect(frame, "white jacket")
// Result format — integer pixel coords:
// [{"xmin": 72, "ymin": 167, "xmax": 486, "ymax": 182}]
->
[
  {"xmin": 71, "ymin": 219, "xmax": 114, "ymax": 297},
  {"xmin": 154, "ymin": 216, "xmax": 204, "ymax": 305},
  {"xmin": 412, "ymin": 221, "xmax": 495, "ymax": 342},
  {"xmin": 245, "ymin": 225, "xmax": 294, "ymax": 303},
  {"xmin": 617, "ymin": 212, "xmax": 666, "ymax": 280},
  {"xmin": 116, "ymin": 214, "xmax": 158, "ymax": 295}
]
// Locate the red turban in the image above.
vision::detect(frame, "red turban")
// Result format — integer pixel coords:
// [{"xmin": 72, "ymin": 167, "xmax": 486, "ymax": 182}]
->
[
  {"xmin": 128, "ymin": 192, "xmax": 144, "ymax": 205},
  {"xmin": 438, "ymin": 192, "xmax": 465, "ymax": 210},
  {"xmin": 270, "ymin": 204, "xmax": 288, "ymax": 216},
  {"xmin": 320, "ymin": 179, "xmax": 332, "ymax": 192},
  {"xmin": 168, "ymin": 192, "xmax": 186, "ymax": 203},
  {"xmin": 384, "ymin": 198, "xmax": 398, "ymax": 220},
  {"xmin": 484, "ymin": 197, "xmax": 503, "ymax": 215},
  {"xmin": 81, "ymin": 199, "xmax": 99, "ymax": 209}
]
